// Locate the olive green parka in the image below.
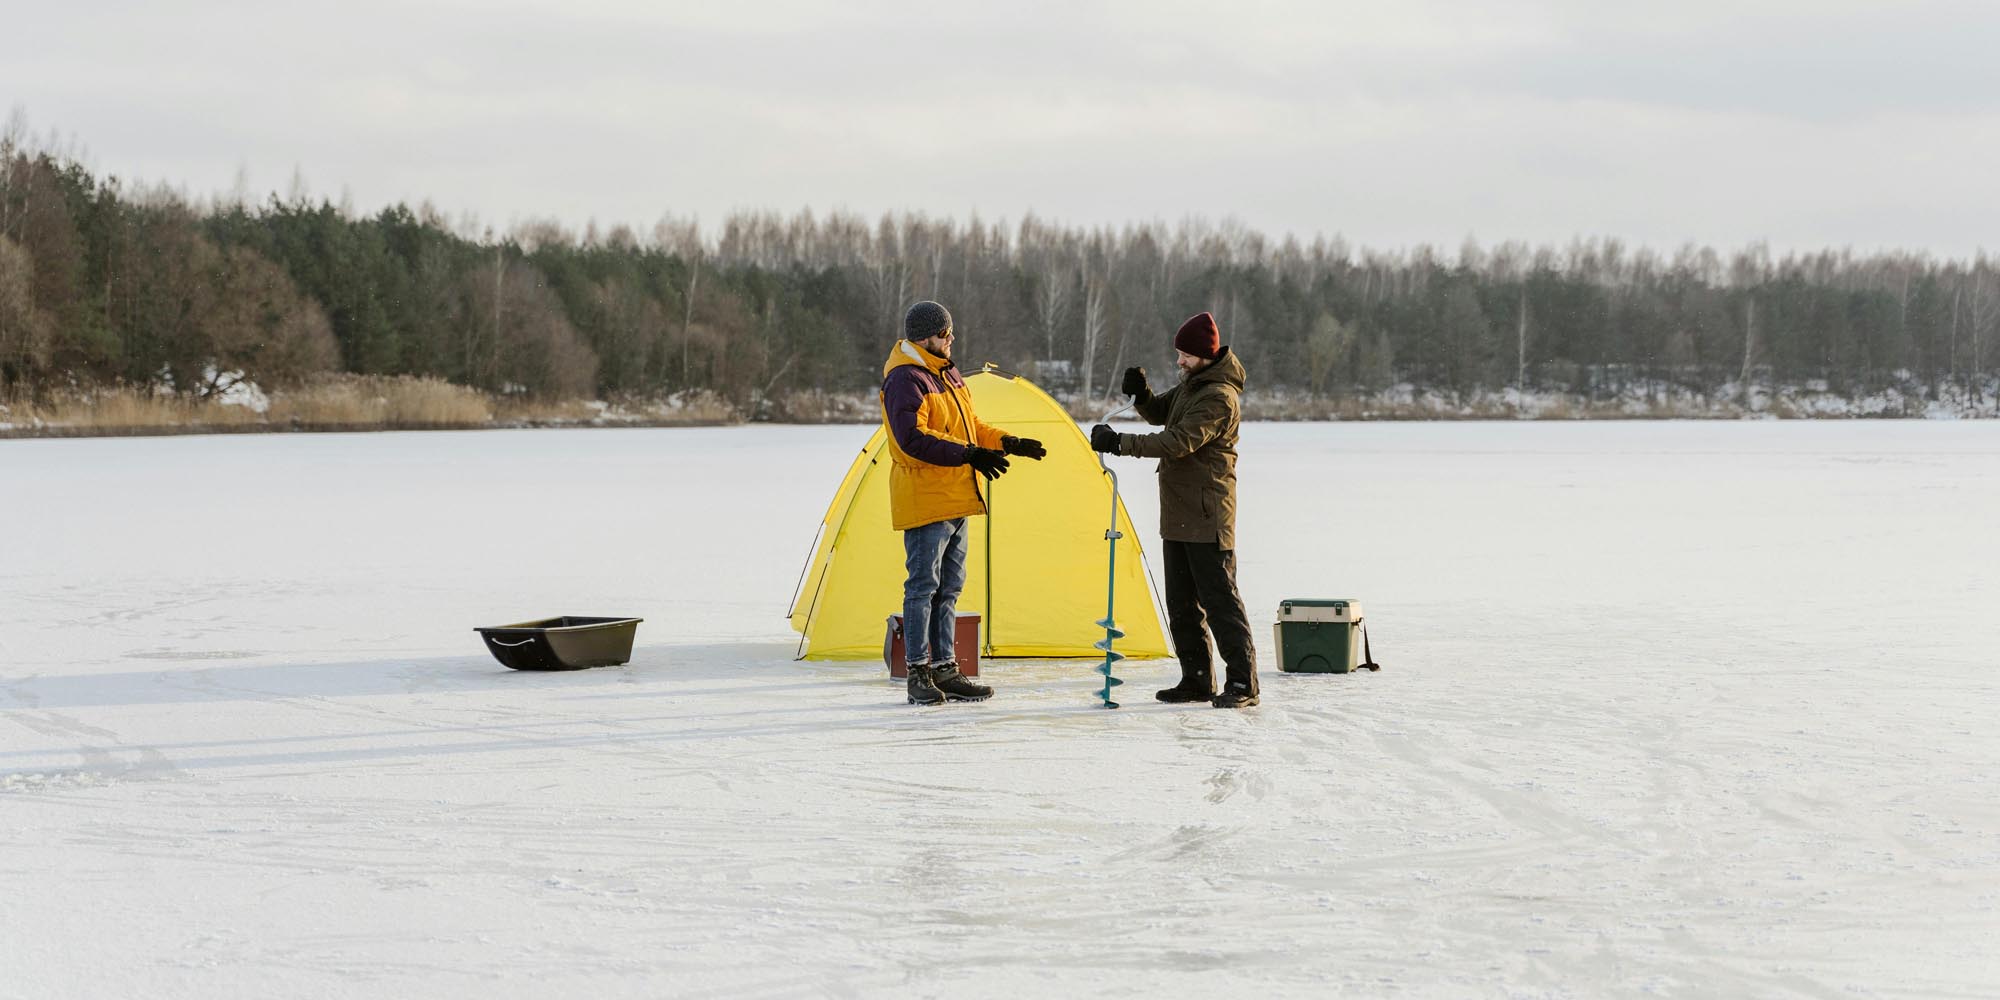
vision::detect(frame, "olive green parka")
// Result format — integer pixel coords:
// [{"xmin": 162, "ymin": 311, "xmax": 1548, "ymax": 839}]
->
[{"xmin": 1116, "ymin": 347, "xmax": 1246, "ymax": 549}]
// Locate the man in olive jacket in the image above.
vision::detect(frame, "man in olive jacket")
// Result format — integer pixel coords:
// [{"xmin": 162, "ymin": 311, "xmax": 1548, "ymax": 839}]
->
[{"xmin": 1089, "ymin": 311, "xmax": 1258, "ymax": 708}]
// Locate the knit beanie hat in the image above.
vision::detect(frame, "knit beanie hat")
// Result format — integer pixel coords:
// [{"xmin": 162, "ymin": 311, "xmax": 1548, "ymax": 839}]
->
[
  {"xmin": 904, "ymin": 301, "xmax": 953, "ymax": 342},
  {"xmin": 1174, "ymin": 312, "xmax": 1221, "ymax": 360}
]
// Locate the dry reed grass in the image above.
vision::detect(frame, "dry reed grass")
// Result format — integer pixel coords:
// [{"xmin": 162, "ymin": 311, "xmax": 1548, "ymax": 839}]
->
[
  {"xmin": 266, "ymin": 375, "xmax": 491, "ymax": 427},
  {"xmin": 0, "ymin": 388, "xmax": 264, "ymax": 430},
  {"xmin": 486, "ymin": 389, "xmax": 751, "ymax": 426},
  {"xmin": 490, "ymin": 396, "xmax": 600, "ymax": 424},
  {"xmin": 0, "ymin": 376, "xmax": 490, "ymax": 435},
  {"xmin": 660, "ymin": 389, "xmax": 742, "ymax": 424},
  {"xmin": 761, "ymin": 390, "xmax": 872, "ymax": 423}
]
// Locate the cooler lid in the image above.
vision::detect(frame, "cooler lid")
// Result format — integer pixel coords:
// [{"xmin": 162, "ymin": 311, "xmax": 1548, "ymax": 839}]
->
[{"xmin": 1277, "ymin": 599, "xmax": 1362, "ymax": 622}]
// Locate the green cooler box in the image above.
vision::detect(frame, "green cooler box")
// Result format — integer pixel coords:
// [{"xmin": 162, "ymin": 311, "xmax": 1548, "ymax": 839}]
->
[{"xmin": 1275, "ymin": 599, "xmax": 1372, "ymax": 673}]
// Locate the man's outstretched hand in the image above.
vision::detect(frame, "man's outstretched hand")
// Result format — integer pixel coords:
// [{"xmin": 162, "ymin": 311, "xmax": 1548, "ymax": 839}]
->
[
  {"xmin": 1121, "ymin": 367, "xmax": 1150, "ymax": 398},
  {"xmin": 1089, "ymin": 425, "xmax": 1121, "ymax": 454},
  {"xmin": 1001, "ymin": 436, "xmax": 1046, "ymax": 461},
  {"xmin": 966, "ymin": 447, "xmax": 1011, "ymax": 480}
]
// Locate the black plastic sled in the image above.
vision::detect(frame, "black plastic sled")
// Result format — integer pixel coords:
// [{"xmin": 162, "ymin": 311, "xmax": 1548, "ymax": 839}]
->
[{"xmin": 475, "ymin": 616, "xmax": 643, "ymax": 670}]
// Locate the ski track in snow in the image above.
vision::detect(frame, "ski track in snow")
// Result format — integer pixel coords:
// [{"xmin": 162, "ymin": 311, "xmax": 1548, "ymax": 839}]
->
[{"xmin": 2, "ymin": 422, "xmax": 1997, "ymax": 999}]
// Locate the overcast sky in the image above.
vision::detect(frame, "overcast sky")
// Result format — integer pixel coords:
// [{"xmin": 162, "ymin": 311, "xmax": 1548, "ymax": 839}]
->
[{"xmin": 8, "ymin": 0, "xmax": 1997, "ymax": 256}]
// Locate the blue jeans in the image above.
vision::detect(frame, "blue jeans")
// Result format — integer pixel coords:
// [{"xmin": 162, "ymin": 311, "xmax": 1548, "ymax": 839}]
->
[{"xmin": 902, "ymin": 517, "xmax": 969, "ymax": 667}]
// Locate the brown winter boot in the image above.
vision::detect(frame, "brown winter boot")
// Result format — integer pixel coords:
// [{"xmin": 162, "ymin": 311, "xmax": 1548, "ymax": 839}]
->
[
  {"xmin": 907, "ymin": 664, "xmax": 945, "ymax": 706},
  {"xmin": 929, "ymin": 663, "xmax": 992, "ymax": 702},
  {"xmin": 1156, "ymin": 667, "xmax": 1215, "ymax": 703},
  {"xmin": 1211, "ymin": 680, "xmax": 1259, "ymax": 709}
]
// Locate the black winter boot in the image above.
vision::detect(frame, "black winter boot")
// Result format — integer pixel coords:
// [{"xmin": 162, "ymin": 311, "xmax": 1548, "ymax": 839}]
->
[
  {"xmin": 1211, "ymin": 680, "xmax": 1259, "ymax": 709},
  {"xmin": 907, "ymin": 664, "xmax": 945, "ymax": 706},
  {"xmin": 1156, "ymin": 668, "xmax": 1215, "ymax": 703},
  {"xmin": 929, "ymin": 663, "xmax": 992, "ymax": 702}
]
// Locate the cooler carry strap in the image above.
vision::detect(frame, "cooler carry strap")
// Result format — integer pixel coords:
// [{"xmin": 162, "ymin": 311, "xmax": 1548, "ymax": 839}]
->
[{"xmin": 1359, "ymin": 620, "xmax": 1382, "ymax": 671}]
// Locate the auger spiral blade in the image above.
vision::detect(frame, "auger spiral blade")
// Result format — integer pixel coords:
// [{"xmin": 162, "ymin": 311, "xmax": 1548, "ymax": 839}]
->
[{"xmin": 1095, "ymin": 454, "xmax": 1128, "ymax": 709}]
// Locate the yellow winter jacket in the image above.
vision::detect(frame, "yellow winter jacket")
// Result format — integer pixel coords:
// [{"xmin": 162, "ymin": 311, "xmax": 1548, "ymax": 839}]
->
[{"xmin": 879, "ymin": 340, "xmax": 1009, "ymax": 530}]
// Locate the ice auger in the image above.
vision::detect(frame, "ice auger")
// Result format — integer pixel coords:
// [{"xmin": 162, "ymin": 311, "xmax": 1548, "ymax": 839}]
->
[{"xmin": 1092, "ymin": 401, "xmax": 1136, "ymax": 709}]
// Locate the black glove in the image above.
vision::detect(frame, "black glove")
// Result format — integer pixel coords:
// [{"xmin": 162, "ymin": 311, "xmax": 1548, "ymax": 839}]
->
[
  {"xmin": 1089, "ymin": 424, "xmax": 1121, "ymax": 454},
  {"xmin": 1121, "ymin": 366, "xmax": 1150, "ymax": 397},
  {"xmin": 1001, "ymin": 436, "xmax": 1046, "ymax": 461},
  {"xmin": 965, "ymin": 446, "xmax": 1011, "ymax": 480}
]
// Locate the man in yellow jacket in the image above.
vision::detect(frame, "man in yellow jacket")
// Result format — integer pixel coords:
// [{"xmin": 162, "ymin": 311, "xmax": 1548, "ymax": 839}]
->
[{"xmin": 881, "ymin": 300, "xmax": 1045, "ymax": 705}]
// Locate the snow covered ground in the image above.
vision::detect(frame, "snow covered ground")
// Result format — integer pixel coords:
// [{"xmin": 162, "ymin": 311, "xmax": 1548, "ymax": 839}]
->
[{"xmin": 3, "ymin": 422, "xmax": 1996, "ymax": 998}]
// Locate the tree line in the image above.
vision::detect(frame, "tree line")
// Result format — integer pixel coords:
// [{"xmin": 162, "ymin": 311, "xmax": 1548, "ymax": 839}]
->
[{"xmin": 3, "ymin": 135, "xmax": 1995, "ymax": 413}]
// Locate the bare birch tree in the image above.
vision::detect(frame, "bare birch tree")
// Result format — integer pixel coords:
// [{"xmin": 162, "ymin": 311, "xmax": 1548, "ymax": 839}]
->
[{"xmin": 1081, "ymin": 265, "xmax": 1107, "ymax": 400}]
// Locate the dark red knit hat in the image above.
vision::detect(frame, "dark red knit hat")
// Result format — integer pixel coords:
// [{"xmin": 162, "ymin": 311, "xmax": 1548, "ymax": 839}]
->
[{"xmin": 1174, "ymin": 312, "xmax": 1220, "ymax": 360}]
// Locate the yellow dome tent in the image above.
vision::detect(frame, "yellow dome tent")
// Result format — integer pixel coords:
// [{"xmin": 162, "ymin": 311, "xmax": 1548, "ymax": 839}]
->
[{"xmin": 788, "ymin": 367, "xmax": 1171, "ymax": 660}]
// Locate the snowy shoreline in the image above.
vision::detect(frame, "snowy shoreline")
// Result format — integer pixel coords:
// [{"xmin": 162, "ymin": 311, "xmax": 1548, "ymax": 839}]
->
[
  {"xmin": 5, "ymin": 380, "xmax": 1997, "ymax": 440},
  {"xmin": 6, "ymin": 370, "xmax": 1997, "ymax": 440}
]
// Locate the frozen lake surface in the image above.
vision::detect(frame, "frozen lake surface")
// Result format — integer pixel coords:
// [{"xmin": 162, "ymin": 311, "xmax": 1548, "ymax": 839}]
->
[{"xmin": 3, "ymin": 421, "xmax": 1997, "ymax": 998}]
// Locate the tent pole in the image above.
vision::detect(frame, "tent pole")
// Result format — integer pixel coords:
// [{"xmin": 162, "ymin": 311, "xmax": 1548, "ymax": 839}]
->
[{"xmin": 984, "ymin": 476, "xmax": 994, "ymax": 655}]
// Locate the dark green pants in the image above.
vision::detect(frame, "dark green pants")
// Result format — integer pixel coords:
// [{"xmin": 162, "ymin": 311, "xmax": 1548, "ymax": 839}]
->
[{"xmin": 1161, "ymin": 540, "xmax": 1257, "ymax": 695}]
